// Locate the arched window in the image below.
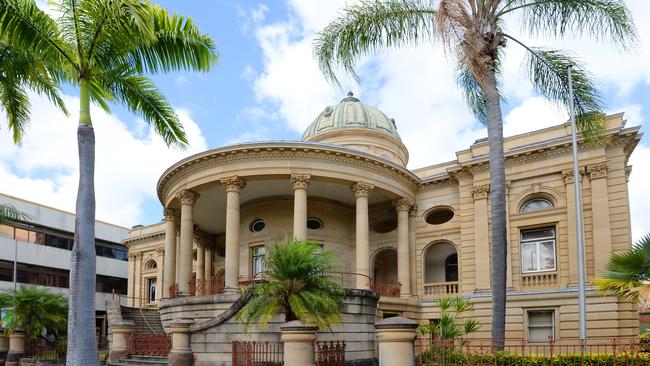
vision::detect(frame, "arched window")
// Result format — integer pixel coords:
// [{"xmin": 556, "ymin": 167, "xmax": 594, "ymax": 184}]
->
[
  {"xmin": 520, "ymin": 198, "xmax": 553, "ymax": 213},
  {"xmin": 423, "ymin": 242, "xmax": 458, "ymax": 283},
  {"xmin": 144, "ymin": 260, "xmax": 157, "ymax": 270}
]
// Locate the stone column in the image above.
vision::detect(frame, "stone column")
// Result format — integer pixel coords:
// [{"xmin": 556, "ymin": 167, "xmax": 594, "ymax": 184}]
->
[
  {"xmin": 205, "ymin": 245, "xmax": 213, "ymax": 280},
  {"xmin": 291, "ymin": 174, "xmax": 311, "ymax": 241},
  {"xmin": 352, "ymin": 182, "xmax": 374, "ymax": 289},
  {"xmin": 168, "ymin": 319, "xmax": 194, "ymax": 366},
  {"xmin": 6, "ymin": 330, "xmax": 24, "ymax": 363},
  {"xmin": 408, "ymin": 206, "xmax": 417, "ymax": 295},
  {"xmin": 155, "ymin": 248, "xmax": 164, "ymax": 301},
  {"xmin": 563, "ymin": 170, "xmax": 580, "ymax": 286},
  {"xmin": 472, "ymin": 184, "xmax": 491, "ymax": 291},
  {"xmin": 134, "ymin": 252, "xmax": 143, "ymax": 306},
  {"xmin": 281, "ymin": 321, "xmax": 318, "ymax": 366},
  {"xmin": 178, "ymin": 189, "xmax": 199, "ymax": 295},
  {"xmin": 375, "ymin": 317, "xmax": 418, "ymax": 366},
  {"xmin": 163, "ymin": 208, "xmax": 178, "ymax": 298},
  {"xmin": 107, "ymin": 321, "xmax": 135, "ymax": 364},
  {"xmin": 175, "ymin": 230, "xmax": 180, "ymax": 289},
  {"xmin": 196, "ymin": 239, "xmax": 205, "ymax": 284},
  {"xmin": 394, "ymin": 198, "xmax": 413, "ymax": 297},
  {"xmin": 589, "ymin": 163, "xmax": 612, "ymax": 277},
  {"xmin": 127, "ymin": 253, "xmax": 136, "ymax": 307},
  {"xmin": 221, "ymin": 176, "xmax": 246, "ymax": 290}
]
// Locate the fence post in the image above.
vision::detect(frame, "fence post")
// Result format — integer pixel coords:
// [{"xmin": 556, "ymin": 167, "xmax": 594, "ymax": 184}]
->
[
  {"xmin": 107, "ymin": 320, "xmax": 135, "ymax": 364},
  {"xmin": 281, "ymin": 320, "xmax": 318, "ymax": 366},
  {"xmin": 6, "ymin": 329, "xmax": 25, "ymax": 363},
  {"xmin": 375, "ymin": 316, "xmax": 418, "ymax": 366},
  {"xmin": 168, "ymin": 318, "xmax": 194, "ymax": 366}
]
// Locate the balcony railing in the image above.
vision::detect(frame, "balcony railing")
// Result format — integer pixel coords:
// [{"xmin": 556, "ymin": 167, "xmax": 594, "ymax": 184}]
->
[
  {"xmin": 423, "ymin": 281, "xmax": 459, "ymax": 296},
  {"xmin": 168, "ymin": 276, "xmax": 225, "ymax": 299}
]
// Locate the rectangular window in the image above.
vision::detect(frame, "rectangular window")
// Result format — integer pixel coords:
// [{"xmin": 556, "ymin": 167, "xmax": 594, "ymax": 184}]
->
[
  {"xmin": 251, "ymin": 246, "xmax": 266, "ymax": 277},
  {"xmin": 520, "ymin": 227, "xmax": 556, "ymax": 273},
  {"xmin": 527, "ymin": 310, "xmax": 554, "ymax": 342},
  {"xmin": 0, "ymin": 225, "xmax": 14, "ymax": 239},
  {"xmin": 148, "ymin": 278, "xmax": 157, "ymax": 303}
]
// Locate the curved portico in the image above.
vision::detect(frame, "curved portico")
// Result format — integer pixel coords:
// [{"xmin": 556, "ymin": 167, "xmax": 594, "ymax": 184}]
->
[{"xmin": 158, "ymin": 141, "xmax": 418, "ymax": 298}]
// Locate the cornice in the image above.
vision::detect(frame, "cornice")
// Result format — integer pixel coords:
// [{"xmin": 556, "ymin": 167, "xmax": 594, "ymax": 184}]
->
[{"xmin": 123, "ymin": 231, "xmax": 165, "ymax": 245}]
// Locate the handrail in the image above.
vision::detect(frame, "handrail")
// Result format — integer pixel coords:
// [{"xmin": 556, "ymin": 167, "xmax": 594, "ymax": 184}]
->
[{"xmin": 139, "ymin": 306, "xmax": 158, "ymax": 334}]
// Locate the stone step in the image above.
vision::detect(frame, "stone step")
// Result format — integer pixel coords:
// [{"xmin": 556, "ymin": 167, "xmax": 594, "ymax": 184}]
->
[{"xmin": 109, "ymin": 355, "xmax": 168, "ymax": 366}]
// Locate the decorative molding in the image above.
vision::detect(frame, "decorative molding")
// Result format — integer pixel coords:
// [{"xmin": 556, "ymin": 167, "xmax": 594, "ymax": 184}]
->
[
  {"xmin": 351, "ymin": 182, "xmax": 374, "ymax": 198},
  {"xmin": 178, "ymin": 189, "xmax": 199, "ymax": 205},
  {"xmin": 290, "ymin": 174, "xmax": 311, "ymax": 190},
  {"xmin": 393, "ymin": 197, "xmax": 415, "ymax": 212},
  {"xmin": 155, "ymin": 248, "xmax": 165, "ymax": 256},
  {"xmin": 471, "ymin": 184, "xmax": 490, "ymax": 200},
  {"xmin": 163, "ymin": 208, "xmax": 178, "ymax": 222},
  {"xmin": 409, "ymin": 204, "xmax": 419, "ymax": 217},
  {"xmin": 419, "ymin": 177, "xmax": 458, "ymax": 191},
  {"xmin": 123, "ymin": 231, "xmax": 165, "ymax": 244},
  {"xmin": 220, "ymin": 176, "xmax": 246, "ymax": 193},
  {"xmin": 561, "ymin": 169, "xmax": 584, "ymax": 184},
  {"xmin": 587, "ymin": 162, "xmax": 608, "ymax": 180},
  {"xmin": 625, "ymin": 165, "xmax": 633, "ymax": 182}
]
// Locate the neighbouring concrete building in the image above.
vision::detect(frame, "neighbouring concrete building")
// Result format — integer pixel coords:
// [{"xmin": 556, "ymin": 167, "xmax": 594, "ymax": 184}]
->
[
  {"xmin": 123, "ymin": 93, "xmax": 641, "ymax": 364},
  {"xmin": 0, "ymin": 193, "xmax": 129, "ymax": 344}
]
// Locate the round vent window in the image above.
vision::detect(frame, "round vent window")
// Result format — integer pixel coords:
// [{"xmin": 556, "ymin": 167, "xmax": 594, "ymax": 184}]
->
[
  {"xmin": 373, "ymin": 219, "xmax": 398, "ymax": 233},
  {"xmin": 425, "ymin": 207, "xmax": 454, "ymax": 225},
  {"xmin": 307, "ymin": 217, "xmax": 323, "ymax": 230},
  {"xmin": 249, "ymin": 219, "xmax": 266, "ymax": 233}
]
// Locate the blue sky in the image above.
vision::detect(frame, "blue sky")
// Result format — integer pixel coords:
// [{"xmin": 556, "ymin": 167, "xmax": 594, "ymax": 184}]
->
[{"xmin": 1, "ymin": 0, "xmax": 649, "ymax": 241}]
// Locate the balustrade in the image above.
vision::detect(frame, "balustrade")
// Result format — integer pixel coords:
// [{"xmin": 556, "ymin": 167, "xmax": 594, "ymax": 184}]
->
[{"xmin": 423, "ymin": 281, "xmax": 459, "ymax": 296}]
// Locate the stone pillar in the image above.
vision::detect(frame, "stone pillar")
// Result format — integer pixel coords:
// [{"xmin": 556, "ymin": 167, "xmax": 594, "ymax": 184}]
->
[
  {"xmin": 281, "ymin": 321, "xmax": 318, "ymax": 366},
  {"xmin": 6, "ymin": 330, "xmax": 24, "ymax": 363},
  {"xmin": 408, "ymin": 206, "xmax": 417, "ymax": 295},
  {"xmin": 155, "ymin": 248, "xmax": 164, "ymax": 301},
  {"xmin": 375, "ymin": 317, "xmax": 418, "ymax": 366},
  {"xmin": 205, "ymin": 246, "xmax": 213, "ymax": 280},
  {"xmin": 175, "ymin": 230, "xmax": 181, "ymax": 289},
  {"xmin": 352, "ymin": 182, "xmax": 374, "ymax": 289},
  {"xmin": 221, "ymin": 176, "xmax": 246, "ymax": 290},
  {"xmin": 196, "ymin": 239, "xmax": 205, "ymax": 284},
  {"xmin": 563, "ymin": 170, "xmax": 580, "ymax": 286},
  {"xmin": 163, "ymin": 208, "xmax": 178, "ymax": 298},
  {"xmin": 291, "ymin": 174, "xmax": 311, "ymax": 241},
  {"xmin": 394, "ymin": 198, "xmax": 413, "ymax": 297},
  {"xmin": 134, "ymin": 252, "xmax": 143, "ymax": 306},
  {"xmin": 107, "ymin": 321, "xmax": 135, "ymax": 364},
  {"xmin": 168, "ymin": 319, "xmax": 194, "ymax": 366},
  {"xmin": 127, "ymin": 252, "xmax": 136, "ymax": 307},
  {"xmin": 589, "ymin": 163, "xmax": 612, "ymax": 277},
  {"xmin": 178, "ymin": 189, "xmax": 199, "ymax": 295},
  {"xmin": 472, "ymin": 184, "xmax": 491, "ymax": 291}
]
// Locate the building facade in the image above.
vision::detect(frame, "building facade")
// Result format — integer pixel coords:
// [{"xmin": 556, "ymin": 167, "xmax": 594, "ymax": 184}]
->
[
  {"xmin": 125, "ymin": 93, "xmax": 642, "ymax": 341},
  {"xmin": 0, "ymin": 193, "xmax": 129, "ymax": 342}
]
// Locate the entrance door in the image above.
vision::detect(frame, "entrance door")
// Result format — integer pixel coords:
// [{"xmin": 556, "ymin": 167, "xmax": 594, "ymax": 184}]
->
[{"xmin": 148, "ymin": 278, "xmax": 157, "ymax": 303}]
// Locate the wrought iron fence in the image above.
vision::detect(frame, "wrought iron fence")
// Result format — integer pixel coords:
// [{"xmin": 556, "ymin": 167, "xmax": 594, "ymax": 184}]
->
[
  {"xmin": 416, "ymin": 338, "xmax": 648, "ymax": 366},
  {"xmin": 316, "ymin": 341, "xmax": 346, "ymax": 366},
  {"xmin": 125, "ymin": 333, "xmax": 172, "ymax": 357},
  {"xmin": 168, "ymin": 276, "xmax": 225, "ymax": 299},
  {"xmin": 232, "ymin": 341, "xmax": 283, "ymax": 366},
  {"xmin": 24, "ymin": 338, "xmax": 66, "ymax": 360},
  {"xmin": 371, "ymin": 278, "xmax": 401, "ymax": 297}
]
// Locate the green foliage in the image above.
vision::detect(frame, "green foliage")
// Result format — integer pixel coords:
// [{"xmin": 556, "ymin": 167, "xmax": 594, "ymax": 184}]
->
[
  {"xmin": 0, "ymin": 202, "xmax": 29, "ymax": 225},
  {"xmin": 417, "ymin": 297, "xmax": 480, "ymax": 341},
  {"xmin": 0, "ymin": 286, "xmax": 68, "ymax": 339},
  {"xmin": 236, "ymin": 239, "xmax": 346, "ymax": 331},
  {"xmin": 594, "ymin": 234, "xmax": 650, "ymax": 304}
]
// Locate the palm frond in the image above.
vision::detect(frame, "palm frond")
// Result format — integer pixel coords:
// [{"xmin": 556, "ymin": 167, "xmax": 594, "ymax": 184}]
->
[
  {"xmin": 594, "ymin": 234, "xmax": 650, "ymax": 303},
  {"xmin": 314, "ymin": 0, "xmax": 437, "ymax": 87},
  {"xmin": 500, "ymin": 0, "xmax": 636, "ymax": 49},
  {"xmin": 0, "ymin": 203, "xmax": 29, "ymax": 225},
  {"xmin": 95, "ymin": 66, "xmax": 187, "ymax": 147},
  {"xmin": 0, "ymin": 73, "xmax": 29, "ymax": 143}
]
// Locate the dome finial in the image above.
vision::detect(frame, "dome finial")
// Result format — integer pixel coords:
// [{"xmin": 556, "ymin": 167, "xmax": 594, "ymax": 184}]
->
[
  {"xmin": 347, "ymin": 91, "xmax": 353, "ymax": 97},
  {"xmin": 341, "ymin": 91, "xmax": 360, "ymax": 102}
]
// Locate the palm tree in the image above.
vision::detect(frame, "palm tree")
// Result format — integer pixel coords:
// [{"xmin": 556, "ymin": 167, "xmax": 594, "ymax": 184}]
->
[
  {"xmin": 314, "ymin": 0, "xmax": 635, "ymax": 343},
  {"xmin": 0, "ymin": 1, "xmax": 217, "ymax": 364},
  {"xmin": 0, "ymin": 286, "xmax": 68, "ymax": 340},
  {"xmin": 236, "ymin": 239, "xmax": 345, "ymax": 330},
  {"xmin": 594, "ymin": 234, "xmax": 650, "ymax": 307},
  {"xmin": 417, "ymin": 297, "xmax": 480, "ymax": 342}
]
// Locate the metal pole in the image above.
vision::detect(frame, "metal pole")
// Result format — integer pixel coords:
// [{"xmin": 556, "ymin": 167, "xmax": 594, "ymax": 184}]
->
[
  {"xmin": 568, "ymin": 65, "xmax": 588, "ymax": 340},
  {"xmin": 13, "ymin": 238, "xmax": 17, "ymax": 292}
]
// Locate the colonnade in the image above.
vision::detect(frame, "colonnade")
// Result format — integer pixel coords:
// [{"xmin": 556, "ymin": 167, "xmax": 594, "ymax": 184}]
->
[{"xmin": 161, "ymin": 174, "xmax": 416, "ymax": 298}]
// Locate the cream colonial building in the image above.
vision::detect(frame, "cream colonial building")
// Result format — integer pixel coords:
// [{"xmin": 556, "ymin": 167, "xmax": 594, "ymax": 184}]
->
[{"xmin": 125, "ymin": 93, "xmax": 641, "ymax": 342}]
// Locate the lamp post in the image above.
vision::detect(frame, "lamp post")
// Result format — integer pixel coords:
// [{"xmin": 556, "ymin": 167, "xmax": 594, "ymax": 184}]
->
[{"xmin": 568, "ymin": 65, "xmax": 587, "ymax": 340}]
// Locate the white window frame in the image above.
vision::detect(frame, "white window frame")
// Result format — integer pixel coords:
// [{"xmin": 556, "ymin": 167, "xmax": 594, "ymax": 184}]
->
[
  {"xmin": 526, "ymin": 309, "xmax": 555, "ymax": 343},
  {"xmin": 251, "ymin": 245, "xmax": 266, "ymax": 277},
  {"xmin": 147, "ymin": 277, "xmax": 157, "ymax": 303},
  {"xmin": 520, "ymin": 227, "xmax": 556, "ymax": 273}
]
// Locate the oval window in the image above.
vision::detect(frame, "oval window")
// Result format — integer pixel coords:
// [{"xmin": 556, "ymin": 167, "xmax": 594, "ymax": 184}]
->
[
  {"xmin": 425, "ymin": 207, "xmax": 454, "ymax": 225},
  {"xmin": 249, "ymin": 219, "xmax": 266, "ymax": 233},
  {"xmin": 306, "ymin": 217, "xmax": 323, "ymax": 230},
  {"xmin": 520, "ymin": 198, "xmax": 553, "ymax": 213}
]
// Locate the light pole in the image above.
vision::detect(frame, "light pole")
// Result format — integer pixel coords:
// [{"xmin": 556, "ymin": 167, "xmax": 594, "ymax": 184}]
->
[{"xmin": 567, "ymin": 65, "xmax": 588, "ymax": 340}]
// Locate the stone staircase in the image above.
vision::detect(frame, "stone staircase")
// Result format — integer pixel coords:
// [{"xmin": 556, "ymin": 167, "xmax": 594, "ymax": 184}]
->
[
  {"xmin": 120, "ymin": 306, "xmax": 164, "ymax": 334},
  {"xmin": 109, "ymin": 355, "xmax": 168, "ymax": 366}
]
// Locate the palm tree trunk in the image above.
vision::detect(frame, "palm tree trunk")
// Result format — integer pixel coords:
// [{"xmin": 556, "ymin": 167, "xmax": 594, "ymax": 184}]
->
[
  {"xmin": 483, "ymin": 66, "xmax": 507, "ymax": 348},
  {"xmin": 66, "ymin": 78, "xmax": 99, "ymax": 366}
]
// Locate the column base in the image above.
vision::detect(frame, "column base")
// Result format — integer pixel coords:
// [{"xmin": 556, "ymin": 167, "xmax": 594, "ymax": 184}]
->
[
  {"xmin": 223, "ymin": 286, "xmax": 239, "ymax": 293},
  {"xmin": 168, "ymin": 351, "xmax": 194, "ymax": 366},
  {"xmin": 107, "ymin": 349, "xmax": 128, "ymax": 364}
]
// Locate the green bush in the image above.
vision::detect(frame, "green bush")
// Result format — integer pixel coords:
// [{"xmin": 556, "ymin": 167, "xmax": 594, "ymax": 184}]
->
[{"xmin": 419, "ymin": 348, "xmax": 650, "ymax": 366}]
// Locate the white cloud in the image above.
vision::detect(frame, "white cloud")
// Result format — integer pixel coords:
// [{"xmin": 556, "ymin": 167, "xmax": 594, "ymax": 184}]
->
[
  {"xmin": 0, "ymin": 94, "xmax": 207, "ymax": 227},
  {"xmin": 248, "ymin": 0, "xmax": 650, "ymax": 240}
]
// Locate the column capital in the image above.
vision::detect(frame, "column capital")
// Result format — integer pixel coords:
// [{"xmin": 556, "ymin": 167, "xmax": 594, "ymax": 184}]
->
[
  {"xmin": 351, "ymin": 182, "xmax": 374, "ymax": 198},
  {"xmin": 393, "ymin": 197, "xmax": 414, "ymax": 212},
  {"xmin": 163, "ymin": 208, "xmax": 178, "ymax": 222},
  {"xmin": 587, "ymin": 162, "xmax": 608, "ymax": 180},
  {"xmin": 155, "ymin": 247, "xmax": 165, "ymax": 256},
  {"xmin": 471, "ymin": 184, "xmax": 490, "ymax": 200},
  {"xmin": 290, "ymin": 174, "xmax": 311, "ymax": 190},
  {"xmin": 625, "ymin": 165, "xmax": 632, "ymax": 182},
  {"xmin": 178, "ymin": 189, "xmax": 199, "ymax": 206},
  {"xmin": 220, "ymin": 176, "xmax": 246, "ymax": 192},
  {"xmin": 408, "ymin": 204, "xmax": 418, "ymax": 217}
]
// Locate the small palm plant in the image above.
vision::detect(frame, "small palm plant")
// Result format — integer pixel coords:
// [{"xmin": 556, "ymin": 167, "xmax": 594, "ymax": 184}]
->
[
  {"xmin": 0, "ymin": 286, "xmax": 68, "ymax": 339},
  {"xmin": 594, "ymin": 234, "xmax": 650, "ymax": 307},
  {"xmin": 236, "ymin": 239, "xmax": 345, "ymax": 330},
  {"xmin": 417, "ymin": 297, "xmax": 480, "ymax": 342},
  {"xmin": 0, "ymin": 203, "xmax": 29, "ymax": 225}
]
